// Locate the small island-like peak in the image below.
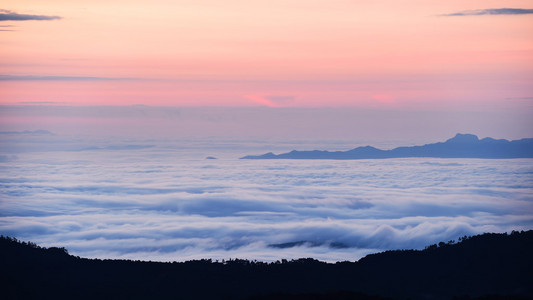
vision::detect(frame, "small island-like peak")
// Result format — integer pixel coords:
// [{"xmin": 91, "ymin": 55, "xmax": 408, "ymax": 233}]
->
[{"xmin": 445, "ymin": 133, "xmax": 479, "ymax": 143}]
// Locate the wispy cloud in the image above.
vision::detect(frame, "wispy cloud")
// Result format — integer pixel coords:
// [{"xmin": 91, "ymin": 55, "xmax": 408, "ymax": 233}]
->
[
  {"xmin": 0, "ymin": 9, "xmax": 61, "ymax": 21},
  {"xmin": 18, "ymin": 101, "xmax": 67, "ymax": 105},
  {"xmin": 0, "ymin": 130, "xmax": 54, "ymax": 135},
  {"xmin": 245, "ymin": 94, "xmax": 295, "ymax": 107},
  {"xmin": 505, "ymin": 97, "xmax": 533, "ymax": 100},
  {"xmin": 0, "ymin": 75, "xmax": 139, "ymax": 81},
  {"xmin": 0, "ymin": 25, "xmax": 14, "ymax": 31},
  {"xmin": 0, "ymin": 24, "xmax": 14, "ymax": 30},
  {"xmin": 441, "ymin": 8, "xmax": 533, "ymax": 16}
]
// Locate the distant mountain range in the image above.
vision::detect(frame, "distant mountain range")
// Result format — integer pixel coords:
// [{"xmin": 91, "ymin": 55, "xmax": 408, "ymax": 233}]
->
[
  {"xmin": 241, "ymin": 134, "xmax": 533, "ymax": 159},
  {"xmin": 1, "ymin": 231, "xmax": 532, "ymax": 299}
]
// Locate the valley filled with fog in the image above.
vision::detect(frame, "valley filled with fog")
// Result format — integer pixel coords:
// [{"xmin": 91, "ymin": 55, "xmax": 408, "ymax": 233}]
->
[{"xmin": 1, "ymin": 133, "xmax": 532, "ymax": 262}]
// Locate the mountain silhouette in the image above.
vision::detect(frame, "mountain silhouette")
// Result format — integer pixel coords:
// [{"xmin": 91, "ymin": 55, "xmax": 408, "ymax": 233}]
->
[
  {"xmin": 241, "ymin": 134, "xmax": 533, "ymax": 159},
  {"xmin": 1, "ymin": 231, "xmax": 532, "ymax": 299}
]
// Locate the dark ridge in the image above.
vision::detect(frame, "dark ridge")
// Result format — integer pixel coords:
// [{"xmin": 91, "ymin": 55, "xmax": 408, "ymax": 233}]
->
[
  {"xmin": 1, "ymin": 231, "xmax": 532, "ymax": 299},
  {"xmin": 247, "ymin": 291, "xmax": 393, "ymax": 299},
  {"xmin": 241, "ymin": 134, "xmax": 533, "ymax": 159}
]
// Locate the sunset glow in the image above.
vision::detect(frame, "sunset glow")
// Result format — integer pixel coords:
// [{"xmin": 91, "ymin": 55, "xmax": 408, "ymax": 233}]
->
[{"xmin": 1, "ymin": 0, "xmax": 532, "ymax": 108}]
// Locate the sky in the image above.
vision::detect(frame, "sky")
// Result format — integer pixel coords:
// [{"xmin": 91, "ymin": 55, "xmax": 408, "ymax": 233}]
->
[
  {"xmin": 0, "ymin": 0, "xmax": 532, "ymax": 109},
  {"xmin": 0, "ymin": 1, "xmax": 532, "ymax": 140}
]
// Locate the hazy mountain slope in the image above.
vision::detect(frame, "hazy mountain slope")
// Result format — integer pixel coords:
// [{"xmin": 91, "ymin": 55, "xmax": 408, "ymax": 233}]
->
[{"xmin": 241, "ymin": 134, "xmax": 533, "ymax": 159}]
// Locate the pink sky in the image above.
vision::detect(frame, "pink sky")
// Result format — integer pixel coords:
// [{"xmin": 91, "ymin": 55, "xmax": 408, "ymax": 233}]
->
[{"xmin": 0, "ymin": 0, "xmax": 532, "ymax": 109}]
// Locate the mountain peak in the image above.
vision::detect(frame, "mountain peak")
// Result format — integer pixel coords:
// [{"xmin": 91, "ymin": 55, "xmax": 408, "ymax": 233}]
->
[
  {"xmin": 241, "ymin": 134, "xmax": 533, "ymax": 159},
  {"xmin": 446, "ymin": 133, "xmax": 479, "ymax": 143}
]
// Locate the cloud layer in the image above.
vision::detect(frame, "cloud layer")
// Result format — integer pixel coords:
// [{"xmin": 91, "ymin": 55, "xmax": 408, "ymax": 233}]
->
[
  {"xmin": 0, "ymin": 9, "xmax": 61, "ymax": 21},
  {"xmin": 0, "ymin": 135, "xmax": 532, "ymax": 262},
  {"xmin": 442, "ymin": 8, "xmax": 533, "ymax": 16}
]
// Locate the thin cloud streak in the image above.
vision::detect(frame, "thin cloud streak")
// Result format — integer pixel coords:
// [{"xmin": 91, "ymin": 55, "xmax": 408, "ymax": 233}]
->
[
  {"xmin": 0, "ymin": 24, "xmax": 14, "ymax": 31},
  {"xmin": 0, "ymin": 75, "xmax": 140, "ymax": 81},
  {"xmin": 441, "ymin": 8, "xmax": 533, "ymax": 16},
  {"xmin": 0, "ymin": 9, "xmax": 61, "ymax": 21}
]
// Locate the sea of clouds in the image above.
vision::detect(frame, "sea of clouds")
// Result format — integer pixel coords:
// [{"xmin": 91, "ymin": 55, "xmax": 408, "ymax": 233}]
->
[{"xmin": 1, "ymin": 133, "xmax": 532, "ymax": 262}]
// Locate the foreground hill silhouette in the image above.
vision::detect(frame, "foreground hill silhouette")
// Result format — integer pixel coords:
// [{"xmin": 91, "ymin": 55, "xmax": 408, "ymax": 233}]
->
[
  {"xmin": 1, "ymin": 231, "xmax": 532, "ymax": 299},
  {"xmin": 241, "ymin": 134, "xmax": 533, "ymax": 159}
]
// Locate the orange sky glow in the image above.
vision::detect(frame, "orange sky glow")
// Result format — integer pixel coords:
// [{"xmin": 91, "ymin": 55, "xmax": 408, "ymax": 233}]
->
[{"xmin": 1, "ymin": 0, "xmax": 532, "ymax": 108}]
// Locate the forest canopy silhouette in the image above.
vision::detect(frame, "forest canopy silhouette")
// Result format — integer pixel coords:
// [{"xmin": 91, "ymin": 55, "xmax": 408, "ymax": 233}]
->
[{"xmin": 1, "ymin": 231, "xmax": 532, "ymax": 299}]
